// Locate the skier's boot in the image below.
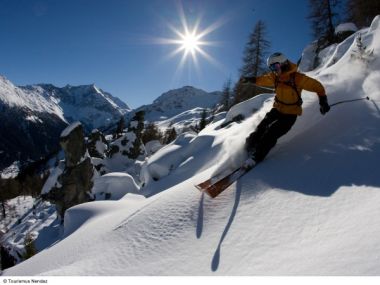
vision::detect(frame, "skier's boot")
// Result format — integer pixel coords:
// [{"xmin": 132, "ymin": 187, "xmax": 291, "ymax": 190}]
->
[{"xmin": 243, "ymin": 151, "xmax": 257, "ymax": 170}]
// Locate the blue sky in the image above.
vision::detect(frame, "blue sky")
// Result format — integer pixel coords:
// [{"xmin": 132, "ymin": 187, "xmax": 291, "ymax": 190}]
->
[{"xmin": 0, "ymin": 0, "xmax": 313, "ymax": 108}]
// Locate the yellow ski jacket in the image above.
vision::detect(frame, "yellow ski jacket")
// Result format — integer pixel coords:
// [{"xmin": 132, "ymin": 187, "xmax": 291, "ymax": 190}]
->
[{"xmin": 255, "ymin": 62, "xmax": 326, "ymax": 115}]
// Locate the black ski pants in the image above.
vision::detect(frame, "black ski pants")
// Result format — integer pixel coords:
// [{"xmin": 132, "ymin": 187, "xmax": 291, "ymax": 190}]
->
[{"xmin": 245, "ymin": 108, "xmax": 297, "ymax": 162}]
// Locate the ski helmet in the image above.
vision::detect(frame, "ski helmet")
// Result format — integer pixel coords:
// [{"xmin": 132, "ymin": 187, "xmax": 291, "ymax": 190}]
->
[{"xmin": 267, "ymin": 52, "xmax": 288, "ymax": 67}]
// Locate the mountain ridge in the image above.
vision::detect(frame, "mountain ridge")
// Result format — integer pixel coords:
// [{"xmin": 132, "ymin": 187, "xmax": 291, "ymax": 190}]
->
[
  {"xmin": 131, "ymin": 85, "xmax": 223, "ymax": 130},
  {"xmin": 0, "ymin": 78, "xmax": 131, "ymax": 171}
]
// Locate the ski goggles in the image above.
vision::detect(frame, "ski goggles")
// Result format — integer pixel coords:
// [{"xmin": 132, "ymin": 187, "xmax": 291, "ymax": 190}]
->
[{"xmin": 269, "ymin": 62, "xmax": 281, "ymax": 72}]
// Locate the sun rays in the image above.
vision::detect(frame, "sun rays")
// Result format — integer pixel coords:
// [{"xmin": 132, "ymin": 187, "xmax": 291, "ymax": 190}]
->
[{"xmin": 152, "ymin": 2, "xmax": 228, "ymax": 81}]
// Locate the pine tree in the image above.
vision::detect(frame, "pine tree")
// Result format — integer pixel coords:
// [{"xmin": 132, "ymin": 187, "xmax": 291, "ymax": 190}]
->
[
  {"xmin": 240, "ymin": 20, "xmax": 271, "ymax": 78},
  {"xmin": 346, "ymin": 0, "xmax": 380, "ymax": 28},
  {"xmin": 220, "ymin": 78, "xmax": 232, "ymax": 111},
  {"xmin": 125, "ymin": 111, "xmax": 145, "ymax": 159},
  {"xmin": 128, "ymin": 111, "xmax": 145, "ymax": 140},
  {"xmin": 1, "ymin": 200, "xmax": 7, "ymax": 218},
  {"xmin": 142, "ymin": 123, "xmax": 162, "ymax": 144},
  {"xmin": 234, "ymin": 20, "xmax": 271, "ymax": 105},
  {"xmin": 113, "ymin": 116, "xmax": 125, "ymax": 139},
  {"xmin": 163, "ymin": 127, "xmax": 177, "ymax": 144},
  {"xmin": 350, "ymin": 33, "xmax": 374, "ymax": 63},
  {"xmin": 307, "ymin": 0, "xmax": 341, "ymax": 48},
  {"xmin": 198, "ymin": 109, "xmax": 208, "ymax": 131}
]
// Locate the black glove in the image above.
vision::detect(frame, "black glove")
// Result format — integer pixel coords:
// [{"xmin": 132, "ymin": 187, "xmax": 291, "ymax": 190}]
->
[
  {"xmin": 240, "ymin": 76, "xmax": 256, "ymax": 84},
  {"xmin": 319, "ymin": 95, "xmax": 330, "ymax": 115}
]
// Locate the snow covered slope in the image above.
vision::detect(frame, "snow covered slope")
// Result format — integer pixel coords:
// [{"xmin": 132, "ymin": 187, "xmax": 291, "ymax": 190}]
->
[
  {"xmin": 0, "ymin": 76, "xmax": 67, "ymax": 169},
  {"xmin": 3, "ymin": 17, "xmax": 380, "ymax": 276},
  {"xmin": 0, "ymin": 76, "xmax": 63, "ymax": 117}
]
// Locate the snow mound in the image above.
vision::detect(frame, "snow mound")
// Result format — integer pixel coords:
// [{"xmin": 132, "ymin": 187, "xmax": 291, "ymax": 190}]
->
[
  {"xmin": 63, "ymin": 194, "xmax": 146, "ymax": 237},
  {"xmin": 335, "ymin": 22, "xmax": 358, "ymax": 34},
  {"xmin": 140, "ymin": 132, "xmax": 198, "ymax": 185},
  {"xmin": 92, "ymin": 172, "xmax": 140, "ymax": 200},
  {"xmin": 60, "ymin": 121, "xmax": 82, "ymax": 138}
]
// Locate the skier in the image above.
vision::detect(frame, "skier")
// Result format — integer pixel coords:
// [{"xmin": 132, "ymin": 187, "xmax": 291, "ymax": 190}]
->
[{"xmin": 240, "ymin": 52, "xmax": 330, "ymax": 168}]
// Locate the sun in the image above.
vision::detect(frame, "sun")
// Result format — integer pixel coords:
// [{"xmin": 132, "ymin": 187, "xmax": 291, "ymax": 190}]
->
[
  {"xmin": 160, "ymin": 21, "xmax": 221, "ymax": 71},
  {"xmin": 164, "ymin": 23, "xmax": 209, "ymax": 63},
  {"xmin": 179, "ymin": 30, "xmax": 201, "ymax": 55},
  {"xmin": 151, "ymin": 3, "xmax": 229, "ymax": 78}
]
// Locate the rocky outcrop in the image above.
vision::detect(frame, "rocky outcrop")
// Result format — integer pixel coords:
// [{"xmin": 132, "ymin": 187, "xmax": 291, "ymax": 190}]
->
[
  {"xmin": 87, "ymin": 129, "xmax": 108, "ymax": 158},
  {"xmin": 60, "ymin": 122, "xmax": 88, "ymax": 168},
  {"xmin": 108, "ymin": 111, "xmax": 146, "ymax": 160},
  {"xmin": 42, "ymin": 122, "xmax": 95, "ymax": 220}
]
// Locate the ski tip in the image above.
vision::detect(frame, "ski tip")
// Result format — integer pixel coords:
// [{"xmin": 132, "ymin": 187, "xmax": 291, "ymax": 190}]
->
[
  {"xmin": 194, "ymin": 185, "xmax": 217, "ymax": 198},
  {"xmin": 195, "ymin": 185, "xmax": 206, "ymax": 192}
]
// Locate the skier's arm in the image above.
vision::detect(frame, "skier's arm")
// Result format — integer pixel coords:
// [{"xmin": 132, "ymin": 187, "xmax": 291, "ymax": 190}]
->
[
  {"xmin": 299, "ymin": 74, "xmax": 330, "ymax": 114},
  {"xmin": 240, "ymin": 73, "xmax": 275, "ymax": 87},
  {"xmin": 298, "ymin": 74, "xmax": 326, "ymax": 96}
]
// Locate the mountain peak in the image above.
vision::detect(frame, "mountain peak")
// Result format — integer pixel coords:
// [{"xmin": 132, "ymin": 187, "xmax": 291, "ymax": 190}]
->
[
  {"xmin": 136, "ymin": 85, "xmax": 222, "ymax": 123},
  {"xmin": 63, "ymin": 83, "xmax": 99, "ymax": 93},
  {"xmin": 154, "ymin": 85, "xmax": 219, "ymax": 103},
  {"xmin": 0, "ymin": 74, "xmax": 10, "ymax": 83}
]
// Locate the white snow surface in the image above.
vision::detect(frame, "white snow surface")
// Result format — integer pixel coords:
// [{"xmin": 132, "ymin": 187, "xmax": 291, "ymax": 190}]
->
[
  {"xmin": 335, "ymin": 22, "xmax": 358, "ymax": 34},
  {"xmin": 224, "ymin": 93, "xmax": 274, "ymax": 123},
  {"xmin": 60, "ymin": 121, "xmax": 82, "ymax": 138},
  {"xmin": 144, "ymin": 140, "xmax": 164, "ymax": 155},
  {"xmin": 0, "ymin": 197, "xmax": 60, "ymax": 264},
  {"xmin": 92, "ymin": 172, "xmax": 140, "ymax": 200},
  {"xmin": 3, "ymin": 17, "xmax": 380, "ymax": 276},
  {"xmin": 41, "ymin": 161, "xmax": 65, "ymax": 194}
]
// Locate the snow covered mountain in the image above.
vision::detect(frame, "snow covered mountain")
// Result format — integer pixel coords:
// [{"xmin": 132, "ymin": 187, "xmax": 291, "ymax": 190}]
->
[
  {"xmin": 0, "ymin": 76, "xmax": 67, "ymax": 170},
  {"xmin": 20, "ymin": 83, "xmax": 131, "ymax": 132},
  {"xmin": 3, "ymin": 17, "xmax": 380, "ymax": 276},
  {"xmin": 0, "ymin": 77, "xmax": 131, "ymax": 171},
  {"xmin": 132, "ymin": 86, "xmax": 223, "ymax": 130}
]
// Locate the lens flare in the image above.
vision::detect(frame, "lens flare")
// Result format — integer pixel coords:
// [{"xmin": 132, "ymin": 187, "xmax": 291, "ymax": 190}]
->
[
  {"xmin": 152, "ymin": 3, "xmax": 229, "ymax": 72},
  {"xmin": 180, "ymin": 31, "xmax": 201, "ymax": 54}
]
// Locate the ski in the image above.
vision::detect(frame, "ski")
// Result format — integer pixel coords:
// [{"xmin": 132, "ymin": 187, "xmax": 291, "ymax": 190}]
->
[
  {"xmin": 196, "ymin": 164, "xmax": 256, "ymax": 198},
  {"xmin": 195, "ymin": 167, "xmax": 239, "ymax": 190}
]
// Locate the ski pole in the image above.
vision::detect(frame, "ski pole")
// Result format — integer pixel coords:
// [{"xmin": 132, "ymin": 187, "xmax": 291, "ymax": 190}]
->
[{"xmin": 330, "ymin": 96, "xmax": 370, "ymax": 107}]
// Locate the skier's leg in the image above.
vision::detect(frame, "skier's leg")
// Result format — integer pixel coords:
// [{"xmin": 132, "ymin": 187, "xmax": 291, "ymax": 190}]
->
[
  {"xmin": 245, "ymin": 108, "xmax": 279, "ymax": 153},
  {"xmin": 254, "ymin": 113, "xmax": 297, "ymax": 162}
]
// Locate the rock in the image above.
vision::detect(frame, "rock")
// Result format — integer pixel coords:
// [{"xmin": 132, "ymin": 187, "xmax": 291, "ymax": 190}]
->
[
  {"xmin": 45, "ymin": 157, "xmax": 94, "ymax": 218},
  {"xmin": 60, "ymin": 122, "xmax": 86, "ymax": 168},
  {"xmin": 42, "ymin": 122, "xmax": 95, "ymax": 219}
]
